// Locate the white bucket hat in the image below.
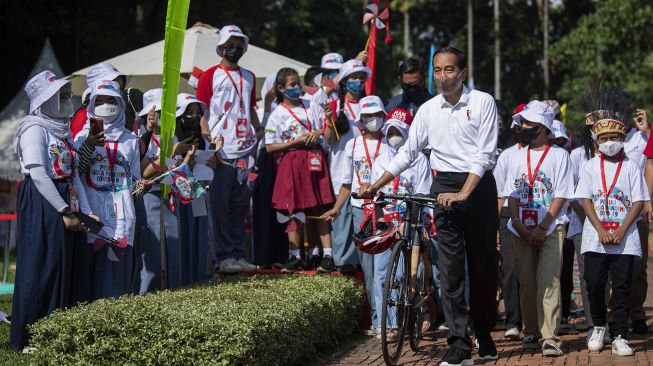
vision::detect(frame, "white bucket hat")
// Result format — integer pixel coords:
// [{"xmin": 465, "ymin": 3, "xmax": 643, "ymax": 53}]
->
[
  {"xmin": 218, "ymin": 25, "xmax": 249, "ymax": 52},
  {"xmin": 175, "ymin": 93, "xmax": 206, "ymax": 118},
  {"xmin": 86, "ymin": 62, "xmax": 129, "ymax": 89},
  {"xmin": 355, "ymin": 95, "xmax": 385, "ymax": 122},
  {"xmin": 88, "ymin": 80, "xmax": 123, "ymax": 107},
  {"xmin": 512, "ymin": 100, "xmax": 554, "ymax": 131},
  {"xmin": 339, "ymin": 59, "xmax": 372, "ymax": 82},
  {"xmin": 550, "ymin": 119, "xmax": 569, "ymax": 141},
  {"xmin": 24, "ymin": 70, "xmax": 70, "ymax": 114},
  {"xmin": 138, "ymin": 88, "xmax": 163, "ymax": 116},
  {"xmin": 321, "ymin": 53, "xmax": 344, "ymax": 70}
]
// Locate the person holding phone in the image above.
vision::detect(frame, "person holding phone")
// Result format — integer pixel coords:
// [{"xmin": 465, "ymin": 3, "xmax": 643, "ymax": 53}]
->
[
  {"xmin": 74, "ymin": 79, "xmax": 140, "ymax": 300},
  {"xmin": 10, "ymin": 71, "xmax": 94, "ymax": 350}
]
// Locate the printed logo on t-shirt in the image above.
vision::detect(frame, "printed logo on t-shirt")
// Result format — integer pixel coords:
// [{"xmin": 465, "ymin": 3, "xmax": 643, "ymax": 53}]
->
[
  {"xmin": 355, "ymin": 156, "xmax": 373, "ymax": 183},
  {"xmin": 48, "ymin": 141, "xmax": 74, "ymax": 178},
  {"xmin": 381, "ymin": 176, "xmax": 413, "ymax": 225},
  {"xmin": 281, "ymin": 123, "xmax": 308, "ymax": 144},
  {"xmin": 86, "ymin": 151, "xmax": 132, "ymax": 192},
  {"xmin": 513, "ymin": 171, "xmax": 554, "ymax": 209},
  {"xmin": 592, "ymin": 187, "xmax": 631, "ymax": 225}
]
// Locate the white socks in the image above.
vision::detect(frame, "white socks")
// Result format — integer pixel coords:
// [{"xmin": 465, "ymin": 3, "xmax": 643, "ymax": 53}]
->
[
  {"xmin": 289, "ymin": 249, "xmax": 300, "ymax": 259},
  {"xmin": 323, "ymin": 248, "xmax": 333, "ymax": 257}
]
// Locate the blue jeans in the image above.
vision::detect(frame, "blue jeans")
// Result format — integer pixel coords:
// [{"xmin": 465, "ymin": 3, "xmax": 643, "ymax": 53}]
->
[
  {"xmin": 352, "ymin": 206, "xmax": 377, "ymax": 328},
  {"xmin": 331, "ymin": 198, "xmax": 358, "ymax": 266}
]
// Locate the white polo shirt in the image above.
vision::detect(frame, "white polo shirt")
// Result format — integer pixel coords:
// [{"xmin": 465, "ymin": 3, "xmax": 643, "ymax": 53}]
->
[{"xmin": 387, "ymin": 86, "xmax": 498, "ymax": 178}]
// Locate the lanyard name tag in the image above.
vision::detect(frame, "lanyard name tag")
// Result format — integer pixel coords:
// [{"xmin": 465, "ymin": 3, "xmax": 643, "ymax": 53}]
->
[
  {"xmin": 69, "ymin": 183, "xmax": 80, "ymax": 213},
  {"xmin": 601, "ymin": 221, "xmax": 620, "ymax": 237},
  {"xmin": 521, "ymin": 209, "xmax": 538, "ymax": 229},
  {"xmin": 308, "ymin": 149, "xmax": 322, "ymax": 171},
  {"xmin": 236, "ymin": 118, "xmax": 249, "ymax": 138}
]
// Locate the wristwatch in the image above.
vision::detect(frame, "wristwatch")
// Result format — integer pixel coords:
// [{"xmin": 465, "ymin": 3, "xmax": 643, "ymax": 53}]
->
[{"xmin": 59, "ymin": 207, "xmax": 72, "ymax": 216}]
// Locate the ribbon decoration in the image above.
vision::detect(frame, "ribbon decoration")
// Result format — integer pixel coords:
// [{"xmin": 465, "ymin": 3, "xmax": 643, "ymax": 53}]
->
[{"xmin": 159, "ymin": 0, "xmax": 191, "ymax": 197}]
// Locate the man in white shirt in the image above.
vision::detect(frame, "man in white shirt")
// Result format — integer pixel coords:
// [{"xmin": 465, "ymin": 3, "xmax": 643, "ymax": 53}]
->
[{"xmin": 364, "ymin": 47, "xmax": 499, "ymax": 366}]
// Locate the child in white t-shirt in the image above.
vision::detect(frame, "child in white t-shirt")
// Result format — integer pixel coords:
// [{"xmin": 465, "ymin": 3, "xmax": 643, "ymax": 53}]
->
[
  {"xmin": 502, "ymin": 100, "xmax": 574, "ymax": 356},
  {"xmin": 575, "ymin": 117, "xmax": 649, "ymax": 356}
]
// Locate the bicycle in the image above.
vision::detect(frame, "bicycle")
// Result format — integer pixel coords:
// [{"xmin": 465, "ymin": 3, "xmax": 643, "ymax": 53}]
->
[{"xmin": 352, "ymin": 192, "xmax": 439, "ymax": 366}]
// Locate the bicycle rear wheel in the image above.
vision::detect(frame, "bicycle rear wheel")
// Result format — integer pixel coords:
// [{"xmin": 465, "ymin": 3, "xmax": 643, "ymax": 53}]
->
[
  {"xmin": 408, "ymin": 251, "xmax": 437, "ymax": 352},
  {"xmin": 381, "ymin": 240, "xmax": 410, "ymax": 366}
]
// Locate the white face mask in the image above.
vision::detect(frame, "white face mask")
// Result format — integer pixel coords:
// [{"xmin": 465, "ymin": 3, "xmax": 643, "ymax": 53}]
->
[
  {"xmin": 94, "ymin": 103, "xmax": 120, "ymax": 121},
  {"xmin": 387, "ymin": 135, "xmax": 405, "ymax": 149},
  {"xmin": 364, "ymin": 116, "xmax": 384, "ymax": 132},
  {"xmin": 598, "ymin": 140, "xmax": 624, "ymax": 157}
]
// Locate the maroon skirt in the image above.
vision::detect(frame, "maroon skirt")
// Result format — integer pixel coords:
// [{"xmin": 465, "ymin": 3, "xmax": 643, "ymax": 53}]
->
[{"xmin": 272, "ymin": 147, "xmax": 335, "ymax": 213}]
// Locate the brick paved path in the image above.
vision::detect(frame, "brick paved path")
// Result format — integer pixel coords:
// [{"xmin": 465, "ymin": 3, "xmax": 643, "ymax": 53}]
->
[{"xmin": 322, "ymin": 259, "xmax": 653, "ymax": 366}]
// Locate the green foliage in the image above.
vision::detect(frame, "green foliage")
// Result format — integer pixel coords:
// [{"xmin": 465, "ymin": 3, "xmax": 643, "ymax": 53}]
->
[
  {"xmin": 27, "ymin": 275, "xmax": 362, "ymax": 366},
  {"xmin": 551, "ymin": 0, "xmax": 653, "ymax": 132}
]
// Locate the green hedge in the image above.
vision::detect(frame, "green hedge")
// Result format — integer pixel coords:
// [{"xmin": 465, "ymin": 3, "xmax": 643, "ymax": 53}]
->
[{"xmin": 28, "ymin": 275, "xmax": 362, "ymax": 366}]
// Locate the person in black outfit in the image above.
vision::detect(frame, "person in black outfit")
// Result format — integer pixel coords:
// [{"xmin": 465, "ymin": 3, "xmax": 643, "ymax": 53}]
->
[{"xmin": 384, "ymin": 58, "xmax": 432, "ymax": 116}]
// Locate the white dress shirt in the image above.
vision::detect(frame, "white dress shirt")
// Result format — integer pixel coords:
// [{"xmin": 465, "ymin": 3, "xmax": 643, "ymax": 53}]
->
[{"xmin": 387, "ymin": 86, "xmax": 498, "ymax": 178}]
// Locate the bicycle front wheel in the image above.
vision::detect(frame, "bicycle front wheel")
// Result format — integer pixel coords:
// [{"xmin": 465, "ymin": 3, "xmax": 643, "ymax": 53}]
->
[{"xmin": 381, "ymin": 240, "xmax": 410, "ymax": 366}]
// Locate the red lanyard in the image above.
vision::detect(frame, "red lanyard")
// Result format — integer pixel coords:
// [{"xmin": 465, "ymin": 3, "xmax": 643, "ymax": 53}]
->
[
  {"xmin": 345, "ymin": 99, "xmax": 358, "ymax": 122},
  {"xmin": 527, "ymin": 145, "xmax": 551, "ymax": 189},
  {"xmin": 63, "ymin": 139, "xmax": 76, "ymax": 178},
  {"xmin": 355, "ymin": 137, "xmax": 381, "ymax": 185},
  {"xmin": 392, "ymin": 176, "xmax": 400, "ymax": 193},
  {"xmin": 281, "ymin": 103, "xmax": 311, "ymax": 132},
  {"xmin": 600, "ymin": 154, "xmax": 624, "ymax": 215},
  {"xmin": 151, "ymin": 134, "xmax": 160, "ymax": 148},
  {"xmin": 104, "ymin": 141, "xmax": 119, "ymax": 190},
  {"xmin": 219, "ymin": 65, "xmax": 244, "ymax": 113}
]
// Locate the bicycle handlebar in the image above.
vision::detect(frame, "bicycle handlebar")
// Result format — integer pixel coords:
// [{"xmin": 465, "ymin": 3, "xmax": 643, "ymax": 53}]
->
[{"xmin": 350, "ymin": 192, "xmax": 437, "ymax": 204}]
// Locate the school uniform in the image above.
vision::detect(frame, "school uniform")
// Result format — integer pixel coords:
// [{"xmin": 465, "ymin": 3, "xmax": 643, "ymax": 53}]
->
[
  {"xmin": 575, "ymin": 154, "xmax": 649, "ymax": 338},
  {"xmin": 10, "ymin": 71, "xmax": 92, "ymax": 349}
]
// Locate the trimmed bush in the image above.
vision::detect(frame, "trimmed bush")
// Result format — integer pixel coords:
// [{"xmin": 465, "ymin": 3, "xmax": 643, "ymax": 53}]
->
[{"xmin": 28, "ymin": 275, "xmax": 362, "ymax": 366}]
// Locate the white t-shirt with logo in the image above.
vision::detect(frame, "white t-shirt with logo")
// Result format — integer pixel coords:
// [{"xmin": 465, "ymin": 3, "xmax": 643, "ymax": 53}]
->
[
  {"xmin": 501, "ymin": 145, "xmax": 575, "ymax": 237},
  {"xmin": 493, "ymin": 143, "xmax": 522, "ymax": 207},
  {"xmin": 575, "ymin": 156, "xmax": 649, "ymax": 256},
  {"xmin": 265, "ymin": 100, "xmax": 324, "ymax": 147},
  {"xmin": 567, "ymin": 146, "xmax": 594, "ymax": 238},
  {"xmin": 342, "ymin": 136, "xmax": 389, "ymax": 208}
]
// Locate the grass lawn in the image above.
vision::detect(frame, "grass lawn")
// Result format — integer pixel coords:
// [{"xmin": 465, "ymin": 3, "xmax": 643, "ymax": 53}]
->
[
  {"xmin": 0, "ymin": 295, "xmax": 28, "ymax": 366},
  {"xmin": 0, "ymin": 257, "xmax": 15, "ymax": 284}
]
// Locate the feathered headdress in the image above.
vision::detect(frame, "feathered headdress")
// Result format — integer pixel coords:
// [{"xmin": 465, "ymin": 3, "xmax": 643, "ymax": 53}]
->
[{"xmin": 579, "ymin": 77, "xmax": 630, "ymax": 137}]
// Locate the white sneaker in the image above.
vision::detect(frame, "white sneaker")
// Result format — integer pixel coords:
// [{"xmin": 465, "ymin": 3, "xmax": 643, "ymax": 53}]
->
[
  {"xmin": 587, "ymin": 326, "xmax": 606, "ymax": 351},
  {"xmin": 611, "ymin": 335, "xmax": 634, "ymax": 356},
  {"xmin": 219, "ymin": 258, "xmax": 242, "ymax": 273},
  {"xmin": 236, "ymin": 258, "xmax": 257, "ymax": 271},
  {"xmin": 504, "ymin": 327, "xmax": 521, "ymax": 340}
]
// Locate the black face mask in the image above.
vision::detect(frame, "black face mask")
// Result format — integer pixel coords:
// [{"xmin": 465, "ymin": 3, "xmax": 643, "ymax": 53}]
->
[
  {"xmin": 223, "ymin": 45, "xmax": 244, "ymax": 64},
  {"xmin": 520, "ymin": 127, "xmax": 541, "ymax": 145},
  {"xmin": 401, "ymin": 82, "xmax": 429, "ymax": 103}
]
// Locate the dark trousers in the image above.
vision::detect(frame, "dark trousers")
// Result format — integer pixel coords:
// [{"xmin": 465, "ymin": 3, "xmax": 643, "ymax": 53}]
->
[
  {"xmin": 560, "ymin": 238, "xmax": 576, "ymax": 319},
  {"xmin": 499, "ymin": 208, "xmax": 521, "ymax": 329},
  {"xmin": 431, "ymin": 171, "xmax": 499, "ymax": 351},
  {"xmin": 584, "ymin": 252, "xmax": 634, "ymax": 338}
]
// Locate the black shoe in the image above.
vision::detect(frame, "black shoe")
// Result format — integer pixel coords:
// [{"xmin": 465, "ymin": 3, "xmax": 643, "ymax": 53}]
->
[
  {"xmin": 338, "ymin": 264, "xmax": 356, "ymax": 273},
  {"xmin": 318, "ymin": 255, "xmax": 335, "ymax": 272},
  {"xmin": 631, "ymin": 319, "xmax": 649, "ymax": 334},
  {"xmin": 282, "ymin": 256, "xmax": 304, "ymax": 272},
  {"xmin": 307, "ymin": 255, "xmax": 322, "ymax": 270},
  {"xmin": 441, "ymin": 348, "xmax": 473, "ymax": 366},
  {"xmin": 477, "ymin": 334, "xmax": 498, "ymax": 360}
]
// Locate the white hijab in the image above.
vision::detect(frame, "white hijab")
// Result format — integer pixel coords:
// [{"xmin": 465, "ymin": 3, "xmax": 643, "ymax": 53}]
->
[{"xmin": 13, "ymin": 91, "xmax": 71, "ymax": 154}]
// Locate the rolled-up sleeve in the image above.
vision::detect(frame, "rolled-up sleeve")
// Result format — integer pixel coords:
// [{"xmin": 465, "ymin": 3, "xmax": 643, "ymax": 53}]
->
[
  {"xmin": 387, "ymin": 108, "xmax": 429, "ymax": 177},
  {"xmin": 470, "ymin": 96, "xmax": 498, "ymax": 178}
]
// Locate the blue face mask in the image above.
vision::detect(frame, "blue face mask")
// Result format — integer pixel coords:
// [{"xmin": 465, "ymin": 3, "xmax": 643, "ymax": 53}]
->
[
  {"xmin": 346, "ymin": 79, "xmax": 364, "ymax": 94},
  {"xmin": 326, "ymin": 70, "xmax": 338, "ymax": 80},
  {"xmin": 284, "ymin": 85, "xmax": 301, "ymax": 100}
]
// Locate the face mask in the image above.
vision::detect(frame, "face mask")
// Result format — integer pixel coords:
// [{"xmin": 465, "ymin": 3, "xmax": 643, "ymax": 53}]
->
[
  {"xmin": 387, "ymin": 135, "xmax": 405, "ymax": 149},
  {"xmin": 346, "ymin": 79, "xmax": 364, "ymax": 94},
  {"xmin": 598, "ymin": 140, "xmax": 624, "ymax": 157},
  {"xmin": 363, "ymin": 116, "xmax": 384, "ymax": 132},
  {"xmin": 438, "ymin": 72, "xmax": 464, "ymax": 96},
  {"xmin": 59, "ymin": 96, "xmax": 73, "ymax": 117},
  {"xmin": 94, "ymin": 103, "xmax": 120, "ymax": 122},
  {"xmin": 326, "ymin": 70, "xmax": 338, "ymax": 80},
  {"xmin": 283, "ymin": 85, "xmax": 301, "ymax": 100},
  {"xmin": 223, "ymin": 45, "xmax": 245, "ymax": 64},
  {"xmin": 520, "ymin": 126, "xmax": 541, "ymax": 145}
]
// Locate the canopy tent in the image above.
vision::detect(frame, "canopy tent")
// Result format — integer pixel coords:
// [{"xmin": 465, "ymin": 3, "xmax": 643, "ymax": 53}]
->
[
  {"xmin": 67, "ymin": 23, "xmax": 311, "ymax": 99},
  {"xmin": 0, "ymin": 39, "xmax": 66, "ymax": 182}
]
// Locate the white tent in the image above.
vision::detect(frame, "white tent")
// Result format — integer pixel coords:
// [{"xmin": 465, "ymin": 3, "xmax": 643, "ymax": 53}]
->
[
  {"xmin": 67, "ymin": 23, "xmax": 311, "ymax": 98},
  {"xmin": 0, "ymin": 39, "xmax": 66, "ymax": 182}
]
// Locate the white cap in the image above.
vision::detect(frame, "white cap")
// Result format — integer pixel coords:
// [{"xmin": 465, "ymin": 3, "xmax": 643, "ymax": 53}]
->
[
  {"xmin": 512, "ymin": 100, "xmax": 554, "ymax": 131},
  {"xmin": 339, "ymin": 59, "xmax": 372, "ymax": 82},
  {"xmin": 382, "ymin": 108, "xmax": 413, "ymax": 139},
  {"xmin": 355, "ymin": 95, "xmax": 385, "ymax": 122},
  {"xmin": 321, "ymin": 53, "xmax": 344, "ymax": 70},
  {"xmin": 139, "ymin": 88, "xmax": 163, "ymax": 116},
  {"xmin": 218, "ymin": 25, "xmax": 249, "ymax": 52},
  {"xmin": 175, "ymin": 93, "xmax": 206, "ymax": 118},
  {"xmin": 24, "ymin": 70, "xmax": 70, "ymax": 114},
  {"xmin": 81, "ymin": 88, "xmax": 91, "ymax": 104},
  {"xmin": 86, "ymin": 62, "xmax": 128, "ymax": 88},
  {"xmin": 550, "ymin": 119, "xmax": 569, "ymax": 141},
  {"xmin": 88, "ymin": 80, "xmax": 123, "ymax": 105}
]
